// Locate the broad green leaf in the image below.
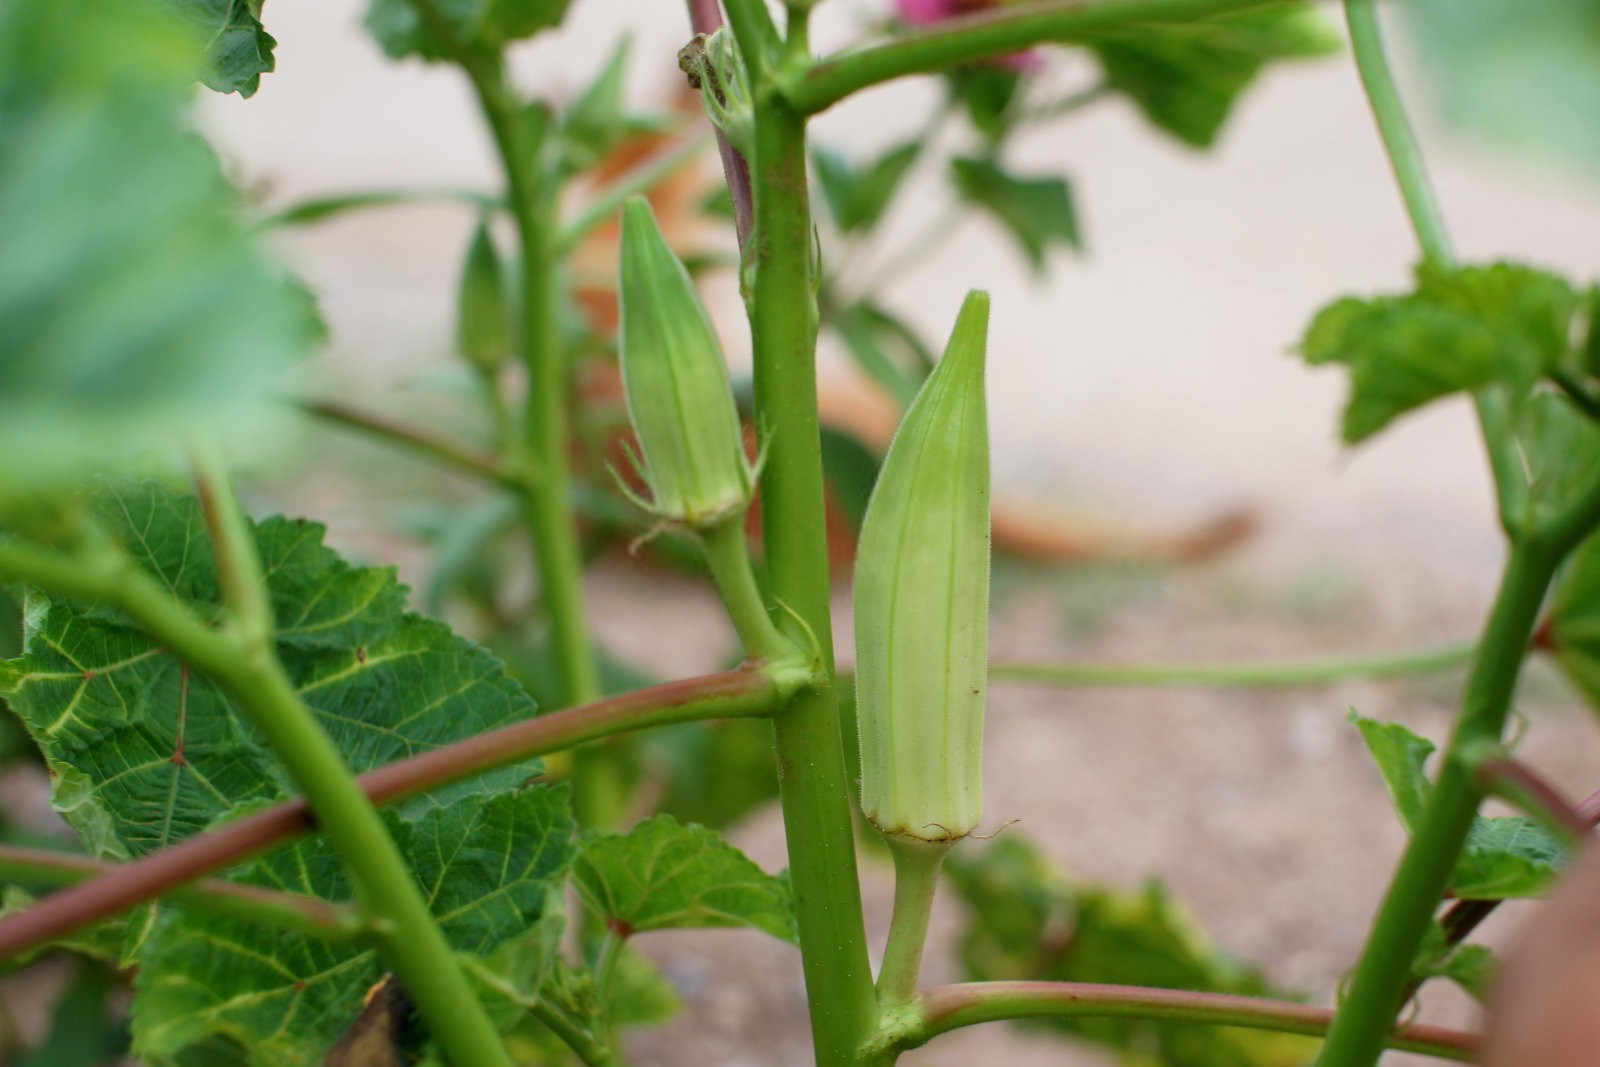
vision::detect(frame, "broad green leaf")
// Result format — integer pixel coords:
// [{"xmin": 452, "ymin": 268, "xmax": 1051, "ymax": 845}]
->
[
  {"xmin": 946, "ymin": 835, "xmax": 1312, "ymax": 1067},
  {"xmin": 459, "ymin": 900, "xmax": 567, "ymax": 1029},
  {"xmin": 0, "ymin": 0, "xmax": 313, "ymax": 498},
  {"xmin": 573, "ymin": 814, "xmax": 797, "ymax": 943},
  {"xmin": 364, "ymin": 0, "xmax": 572, "ymax": 62},
  {"xmin": 827, "ymin": 300, "xmax": 933, "ymax": 410},
  {"xmin": 1407, "ymin": 0, "xmax": 1600, "ymax": 171},
  {"xmin": 1298, "ymin": 261, "xmax": 1582, "ymax": 442},
  {"xmin": 812, "ymin": 141, "xmax": 921, "ymax": 233},
  {"xmin": 1348, "ymin": 711, "xmax": 1434, "ymax": 831},
  {"xmin": 1350, "ymin": 714, "xmax": 1569, "ymax": 899},
  {"xmin": 949, "ymin": 156, "xmax": 1080, "ymax": 273},
  {"xmin": 1549, "ymin": 530, "xmax": 1600, "ymax": 712},
  {"xmin": 1088, "ymin": 3, "xmax": 1339, "ymax": 148},
  {"xmin": 161, "ymin": 0, "xmax": 276, "ymax": 96},
  {"xmin": 1411, "ymin": 920, "xmax": 1496, "ymax": 1003},
  {"xmin": 1, "ymin": 483, "xmax": 577, "ymax": 1061},
  {"xmin": 0, "ymin": 885, "xmax": 132, "ymax": 967},
  {"xmin": 3, "ymin": 484, "xmax": 549, "ymax": 855},
  {"xmin": 131, "ymin": 785, "xmax": 574, "ymax": 1063}
]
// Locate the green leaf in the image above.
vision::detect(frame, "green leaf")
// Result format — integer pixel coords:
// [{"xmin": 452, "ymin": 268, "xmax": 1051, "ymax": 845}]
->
[
  {"xmin": 1088, "ymin": 3, "xmax": 1339, "ymax": 148},
  {"xmin": 827, "ymin": 301, "xmax": 933, "ymax": 410},
  {"xmin": 573, "ymin": 814, "xmax": 797, "ymax": 943},
  {"xmin": 945, "ymin": 66, "xmax": 1023, "ymax": 142},
  {"xmin": 561, "ymin": 39, "xmax": 631, "ymax": 174},
  {"xmin": 1347, "ymin": 711, "xmax": 1434, "ymax": 832},
  {"xmin": 1349, "ymin": 714, "xmax": 1569, "ymax": 899},
  {"xmin": 811, "ymin": 141, "xmax": 921, "ymax": 233},
  {"xmin": 161, "ymin": 0, "xmax": 276, "ymax": 96},
  {"xmin": 1483, "ymin": 389, "xmax": 1600, "ymax": 541},
  {"xmin": 946, "ymin": 835, "xmax": 1312, "ymax": 1066},
  {"xmin": 0, "ymin": 0, "xmax": 314, "ymax": 499},
  {"xmin": 0, "ymin": 885, "xmax": 132, "ymax": 967},
  {"xmin": 1411, "ymin": 923, "xmax": 1496, "ymax": 1003},
  {"xmin": 363, "ymin": 0, "xmax": 572, "ymax": 61},
  {"xmin": 1407, "ymin": 0, "xmax": 1600, "ymax": 172},
  {"xmin": 949, "ymin": 156, "xmax": 1080, "ymax": 273},
  {"xmin": 2, "ymin": 483, "xmax": 578, "ymax": 1061},
  {"xmin": 131, "ymin": 785, "xmax": 573, "ymax": 1063},
  {"xmin": 1549, "ymin": 530, "xmax": 1600, "ymax": 712},
  {"xmin": 1298, "ymin": 261, "xmax": 1583, "ymax": 443}
]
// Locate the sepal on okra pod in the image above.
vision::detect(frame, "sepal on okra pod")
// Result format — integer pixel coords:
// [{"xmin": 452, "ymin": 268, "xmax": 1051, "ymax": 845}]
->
[
  {"xmin": 854, "ymin": 291, "xmax": 991, "ymax": 843},
  {"xmin": 617, "ymin": 196, "xmax": 755, "ymax": 529},
  {"xmin": 678, "ymin": 29, "xmax": 754, "ymax": 161}
]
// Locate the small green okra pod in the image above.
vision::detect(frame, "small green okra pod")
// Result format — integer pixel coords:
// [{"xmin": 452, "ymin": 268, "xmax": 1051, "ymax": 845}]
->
[
  {"xmin": 617, "ymin": 196, "xmax": 755, "ymax": 528},
  {"xmin": 454, "ymin": 215, "xmax": 511, "ymax": 374},
  {"xmin": 854, "ymin": 290, "xmax": 991, "ymax": 843}
]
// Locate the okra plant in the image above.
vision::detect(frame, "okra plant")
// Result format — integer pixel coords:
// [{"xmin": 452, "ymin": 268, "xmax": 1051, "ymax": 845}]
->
[{"xmin": 3, "ymin": 0, "xmax": 1600, "ymax": 1065}]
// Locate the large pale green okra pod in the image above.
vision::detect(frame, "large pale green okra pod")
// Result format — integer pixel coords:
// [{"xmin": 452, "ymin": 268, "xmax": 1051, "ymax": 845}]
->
[
  {"xmin": 617, "ymin": 196, "xmax": 754, "ymax": 528},
  {"xmin": 854, "ymin": 291, "xmax": 991, "ymax": 843}
]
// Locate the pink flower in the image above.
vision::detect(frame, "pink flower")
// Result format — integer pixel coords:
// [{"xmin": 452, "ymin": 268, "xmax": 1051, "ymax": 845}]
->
[{"xmin": 894, "ymin": 0, "xmax": 1041, "ymax": 70}]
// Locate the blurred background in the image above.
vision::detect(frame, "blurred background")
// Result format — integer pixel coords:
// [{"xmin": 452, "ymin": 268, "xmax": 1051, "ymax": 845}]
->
[{"xmin": 8, "ymin": 1, "xmax": 1600, "ymax": 1063}]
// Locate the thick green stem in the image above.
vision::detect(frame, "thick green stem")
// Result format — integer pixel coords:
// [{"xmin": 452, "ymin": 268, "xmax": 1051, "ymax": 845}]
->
[
  {"xmin": 699, "ymin": 517, "xmax": 795, "ymax": 663},
  {"xmin": 0, "ymin": 845, "xmax": 363, "ymax": 943},
  {"xmin": 1314, "ymin": 543, "xmax": 1559, "ymax": 1067},
  {"xmin": 786, "ymin": 0, "xmax": 1280, "ymax": 114},
  {"xmin": 745, "ymin": 14, "xmax": 878, "ymax": 1065},
  {"xmin": 898, "ymin": 982, "xmax": 1477, "ymax": 1062},
  {"xmin": 990, "ymin": 642, "xmax": 1476, "ymax": 689},
  {"xmin": 875, "ymin": 838, "xmax": 949, "ymax": 1009}
]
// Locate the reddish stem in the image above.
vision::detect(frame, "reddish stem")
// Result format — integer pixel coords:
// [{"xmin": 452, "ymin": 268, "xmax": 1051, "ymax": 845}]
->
[
  {"xmin": 685, "ymin": 0, "xmax": 754, "ymax": 252},
  {"xmin": 0, "ymin": 667, "xmax": 781, "ymax": 960}
]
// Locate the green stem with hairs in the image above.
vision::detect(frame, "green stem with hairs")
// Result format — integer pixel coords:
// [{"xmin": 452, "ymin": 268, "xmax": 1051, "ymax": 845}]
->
[
  {"xmin": 740, "ymin": 7, "xmax": 878, "ymax": 1065},
  {"xmin": 990, "ymin": 642, "xmax": 1476, "ymax": 689},
  {"xmin": 784, "ymin": 0, "xmax": 1283, "ymax": 115},
  {"xmin": 698, "ymin": 516, "xmax": 796, "ymax": 663},
  {"xmin": 874, "ymin": 838, "xmax": 950, "ymax": 1009}
]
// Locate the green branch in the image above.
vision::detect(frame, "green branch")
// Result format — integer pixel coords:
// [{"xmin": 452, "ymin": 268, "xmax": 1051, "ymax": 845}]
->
[
  {"xmin": 784, "ymin": 0, "xmax": 1281, "ymax": 115},
  {"xmin": 874, "ymin": 838, "xmax": 949, "ymax": 1009},
  {"xmin": 698, "ymin": 517, "xmax": 797, "ymax": 663},
  {"xmin": 0, "ymin": 662, "xmax": 790, "ymax": 962},
  {"xmin": 0, "ymin": 845, "xmax": 364, "ymax": 943},
  {"xmin": 990, "ymin": 642, "xmax": 1477, "ymax": 689},
  {"xmin": 896, "ymin": 982, "xmax": 1478, "ymax": 1062},
  {"xmin": 298, "ymin": 398, "xmax": 514, "ymax": 488}
]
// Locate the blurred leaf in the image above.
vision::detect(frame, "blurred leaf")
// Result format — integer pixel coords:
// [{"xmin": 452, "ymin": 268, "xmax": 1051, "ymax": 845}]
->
[
  {"xmin": 561, "ymin": 39, "xmax": 631, "ymax": 174},
  {"xmin": 260, "ymin": 188, "xmax": 500, "ymax": 228},
  {"xmin": 649, "ymin": 717, "xmax": 779, "ymax": 830},
  {"xmin": 1298, "ymin": 261, "xmax": 1582, "ymax": 443},
  {"xmin": 946, "ymin": 835, "xmax": 1312, "ymax": 1066},
  {"xmin": 946, "ymin": 66, "xmax": 1023, "ymax": 141},
  {"xmin": 13, "ymin": 959, "xmax": 128, "ymax": 1067},
  {"xmin": 1088, "ymin": 3, "xmax": 1339, "ymax": 148},
  {"xmin": 459, "ymin": 899, "xmax": 566, "ymax": 1029},
  {"xmin": 1348, "ymin": 711, "xmax": 1434, "ymax": 831},
  {"xmin": 1410, "ymin": 921, "xmax": 1495, "ymax": 1003},
  {"xmin": 161, "ymin": 0, "xmax": 276, "ymax": 96},
  {"xmin": 827, "ymin": 301, "xmax": 933, "ymax": 410},
  {"xmin": 820, "ymin": 426, "xmax": 884, "ymax": 535},
  {"xmin": 573, "ymin": 814, "xmax": 796, "ymax": 942},
  {"xmin": 455, "ymin": 217, "xmax": 513, "ymax": 373},
  {"xmin": 604, "ymin": 946, "xmax": 681, "ymax": 1027},
  {"xmin": 1482, "ymin": 389, "xmax": 1600, "ymax": 541},
  {"xmin": 1407, "ymin": 0, "xmax": 1600, "ymax": 171},
  {"xmin": 364, "ymin": 0, "xmax": 572, "ymax": 61},
  {"xmin": 1350, "ymin": 713, "xmax": 1569, "ymax": 899},
  {"xmin": 812, "ymin": 141, "xmax": 921, "ymax": 233},
  {"xmin": 0, "ymin": 0, "xmax": 314, "ymax": 499},
  {"xmin": 949, "ymin": 156, "xmax": 1080, "ymax": 272},
  {"xmin": 1549, "ymin": 530, "xmax": 1600, "ymax": 712}
]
